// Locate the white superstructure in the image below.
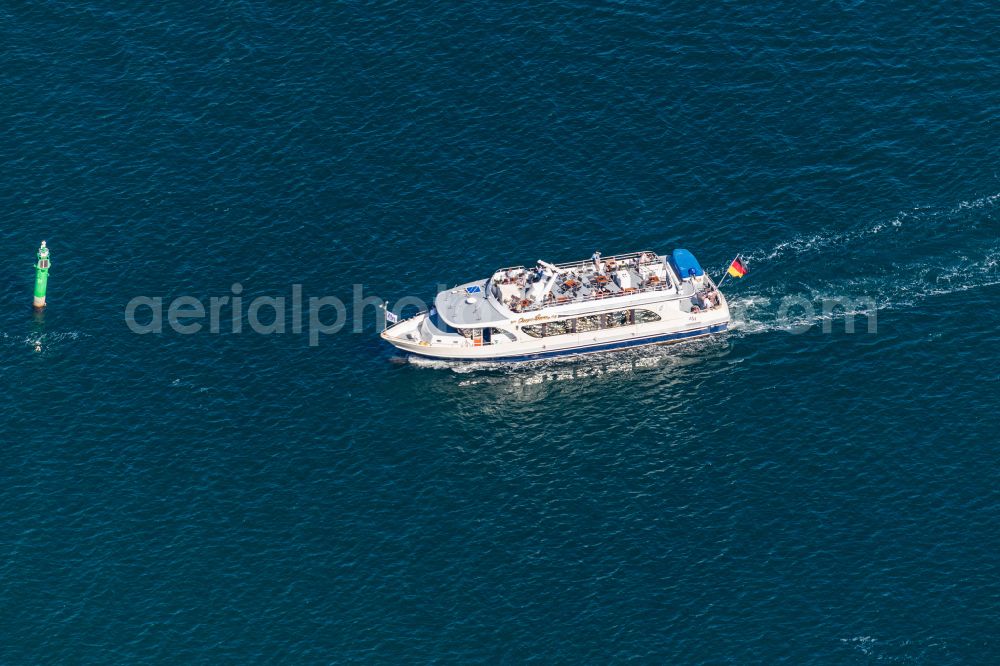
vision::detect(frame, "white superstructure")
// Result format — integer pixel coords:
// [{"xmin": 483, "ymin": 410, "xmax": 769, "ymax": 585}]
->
[{"xmin": 381, "ymin": 249, "xmax": 729, "ymax": 362}]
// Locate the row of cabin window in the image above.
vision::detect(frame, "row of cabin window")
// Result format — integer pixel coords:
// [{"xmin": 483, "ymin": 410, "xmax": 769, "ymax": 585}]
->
[{"xmin": 520, "ymin": 309, "xmax": 661, "ymax": 338}]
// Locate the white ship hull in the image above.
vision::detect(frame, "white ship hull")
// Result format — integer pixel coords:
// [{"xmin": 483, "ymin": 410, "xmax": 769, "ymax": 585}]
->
[{"xmin": 381, "ymin": 249, "xmax": 731, "ymax": 363}]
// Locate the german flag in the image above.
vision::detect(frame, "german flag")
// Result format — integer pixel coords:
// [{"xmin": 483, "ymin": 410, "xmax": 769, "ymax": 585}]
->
[{"xmin": 727, "ymin": 256, "xmax": 748, "ymax": 278}]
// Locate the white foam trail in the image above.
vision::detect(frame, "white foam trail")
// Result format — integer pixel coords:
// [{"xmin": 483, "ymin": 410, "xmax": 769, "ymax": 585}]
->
[
  {"xmin": 840, "ymin": 636, "xmax": 877, "ymax": 656},
  {"xmin": 3, "ymin": 330, "xmax": 89, "ymax": 348},
  {"xmin": 730, "ymin": 244, "xmax": 1000, "ymax": 335},
  {"xmin": 721, "ymin": 190, "xmax": 1000, "ymax": 335},
  {"xmin": 953, "ymin": 191, "xmax": 1000, "ymax": 212},
  {"xmin": 738, "ymin": 191, "xmax": 1000, "ymax": 266},
  {"xmin": 740, "ymin": 219, "xmax": 895, "ymax": 264}
]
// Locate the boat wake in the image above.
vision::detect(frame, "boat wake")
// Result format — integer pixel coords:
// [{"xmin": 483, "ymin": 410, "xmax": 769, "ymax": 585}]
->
[
  {"xmin": 729, "ymin": 245, "xmax": 1000, "ymax": 336},
  {"xmin": 738, "ymin": 191, "xmax": 999, "ymax": 265},
  {"xmin": 727, "ymin": 191, "xmax": 1000, "ymax": 336}
]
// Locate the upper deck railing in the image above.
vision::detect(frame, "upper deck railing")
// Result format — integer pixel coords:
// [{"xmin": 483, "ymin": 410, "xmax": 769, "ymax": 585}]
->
[{"xmin": 491, "ymin": 250, "xmax": 662, "ymax": 277}]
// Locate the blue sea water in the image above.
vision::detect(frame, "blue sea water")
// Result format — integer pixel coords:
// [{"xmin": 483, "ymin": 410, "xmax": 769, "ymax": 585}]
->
[{"xmin": 1, "ymin": 1, "xmax": 999, "ymax": 662}]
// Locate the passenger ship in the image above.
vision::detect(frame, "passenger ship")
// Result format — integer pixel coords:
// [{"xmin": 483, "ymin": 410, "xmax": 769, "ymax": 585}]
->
[{"xmin": 381, "ymin": 249, "xmax": 730, "ymax": 362}]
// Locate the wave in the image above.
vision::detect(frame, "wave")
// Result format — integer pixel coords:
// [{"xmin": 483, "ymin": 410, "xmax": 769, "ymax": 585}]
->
[
  {"xmin": 738, "ymin": 191, "xmax": 1000, "ymax": 265},
  {"xmin": 2, "ymin": 330, "xmax": 90, "ymax": 350},
  {"xmin": 953, "ymin": 191, "xmax": 1000, "ymax": 212},
  {"xmin": 721, "ymin": 190, "xmax": 1000, "ymax": 335},
  {"xmin": 731, "ymin": 243, "xmax": 1000, "ymax": 335}
]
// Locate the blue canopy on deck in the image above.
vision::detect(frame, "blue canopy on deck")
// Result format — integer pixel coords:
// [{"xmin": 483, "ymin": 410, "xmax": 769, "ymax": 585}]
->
[{"xmin": 671, "ymin": 248, "xmax": 704, "ymax": 278}]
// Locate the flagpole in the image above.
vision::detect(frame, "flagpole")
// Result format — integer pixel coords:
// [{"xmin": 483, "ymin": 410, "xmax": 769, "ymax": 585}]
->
[{"xmin": 717, "ymin": 253, "xmax": 741, "ymax": 289}]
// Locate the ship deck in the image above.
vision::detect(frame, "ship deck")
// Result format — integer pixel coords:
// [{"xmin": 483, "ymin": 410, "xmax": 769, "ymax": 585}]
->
[{"xmin": 490, "ymin": 251, "xmax": 692, "ymax": 313}]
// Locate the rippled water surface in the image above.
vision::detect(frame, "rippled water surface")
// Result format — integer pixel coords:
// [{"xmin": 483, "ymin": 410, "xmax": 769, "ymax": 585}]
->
[{"xmin": 1, "ymin": 1, "xmax": 998, "ymax": 663}]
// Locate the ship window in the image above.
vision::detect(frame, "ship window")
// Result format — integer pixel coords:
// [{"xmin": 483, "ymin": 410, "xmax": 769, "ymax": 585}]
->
[
  {"xmin": 522, "ymin": 320, "xmax": 576, "ymax": 338},
  {"xmin": 522, "ymin": 325, "xmax": 544, "ymax": 338},
  {"xmin": 518, "ymin": 313, "xmax": 655, "ymax": 338},
  {"xmin": 603, "ymin": 310, "xmax": 632, "ymax": 328},
  {"xmin": 490, "ymin": 327, "xmax": 516, "ymax": 342},
  {"xmin": 546, "ymin": 320, "xmax": 573, "ymax": 336},
  {"xmin": 575, "ymin": 315, "xmax": 600, "ymax": 333}
]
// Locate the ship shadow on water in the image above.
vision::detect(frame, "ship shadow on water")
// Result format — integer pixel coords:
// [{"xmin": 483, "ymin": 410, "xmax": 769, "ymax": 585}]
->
[{"xmin": 396, "ymin": 334, "xmax": 736, "ymax": 401}]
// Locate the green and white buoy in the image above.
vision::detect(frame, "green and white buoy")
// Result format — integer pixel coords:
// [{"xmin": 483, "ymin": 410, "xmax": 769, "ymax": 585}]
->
[{"xmin": 33, "ymin": 240, "xmax": 50, "ymax": 309}]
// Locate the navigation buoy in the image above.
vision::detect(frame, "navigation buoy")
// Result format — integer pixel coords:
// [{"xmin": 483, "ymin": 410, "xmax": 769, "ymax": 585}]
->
[{"xmin": 33, "ymin": 241, "xmax": 50, "ymax": 309}]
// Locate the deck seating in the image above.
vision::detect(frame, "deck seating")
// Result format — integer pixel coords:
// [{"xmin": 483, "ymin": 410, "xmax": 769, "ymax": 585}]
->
[{"xmin": 490, "ymin": 250, "xmax": 682, "ymax": 313}]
